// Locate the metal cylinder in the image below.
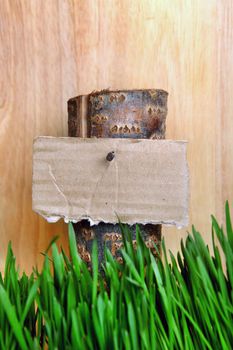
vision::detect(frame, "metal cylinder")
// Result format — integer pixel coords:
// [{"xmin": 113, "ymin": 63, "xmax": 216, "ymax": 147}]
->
[{"xmin": 68, "ymin": 89, "xmax": 168, "ymax": 265}]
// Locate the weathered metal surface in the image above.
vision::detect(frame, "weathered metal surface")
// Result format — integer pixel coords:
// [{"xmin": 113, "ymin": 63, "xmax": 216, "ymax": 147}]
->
[
  {"xmin": 68, "ymin": 89, "xmax": 168, "ymax": 139},
  {"xmin": 73, "ymin": 221, "xmax": 161, "ymax": 265},
  {"xmin": 67, "ymin": 89, "xmax": 168, "ymax": 265}
]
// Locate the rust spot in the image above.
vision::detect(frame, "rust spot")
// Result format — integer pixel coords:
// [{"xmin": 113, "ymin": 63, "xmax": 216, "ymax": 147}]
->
[
  {"xmin": 84, "ymin": 252, "xmax": 91, "ymax": 263},
  {"xmin": 110, "ymin": 124, "xmax": 141, "ymax": 135},
  {"xmin": 90, "ymin": 95, "xmax": 105, "ymax": 110},
  {"xmin": 119, "ymin": 94, "xmax": 125, "ymax": 102},
  {"xmin": 111, "ymin": 242, "xmax": 123, "ymax": 256},
  {"xmin": 116, "ymin": 257, "xmax": 123, "ymax": 264},
  {"xmin": 131, "ymin": 125, "xmax": 136, "ymax": 133},
  {"xmin": 109, "ymin": 94, "xmax": 117, "ymax": 103},
  {"xmin": 149, "ymin": 90, "xmax": 158, "ymax": 99},
  {"xmin": 104, "ymin": 233, "xmax": 121, "ymax": 241},
  {"xmin": 110, "ymin": 125, "xmax": 118, "ymax": 133},
  {"xmin": 77, "ymin": 244, "xmax": 84, "ymax": 254},
  {"xmin": 147, "ymin": 106, "xmax": 163, "ymax": 116},
  {"xmin": 151, "ymin": 116, "xmax": 160, "ymax": 130},
  {"xmin": 77, "ymin": 244, "xmax": 91, "ymax": 263},
  {"xmin": 148, "ymin": 234, "xmax": 159, "ymax": 243},
  {"xmin": 91, "ymin": 114, "xmax": 108, "ymax": 124},
  {"xmin": 145, "ymin": 238, "xmax": 160, "ymax": 256},
  {"xmin": 145, "ymin": 240, "xmax": 154, "ymax": 249},
  {"xmin": 90, "ymin": 88, "xmax": 110, "ymax": 96},
  {"xmin": 92, "ymin": 114, "xmax": 100, "ymax": 123},
  {"xmin": 123, "ymin": 125, "xmax": 130, "ymax": 133},
  {"xmin": 81, "ymin": 228, "xmax": 94, "ymax": 241},
  {"xmin": 109, "ymin": 93, "xmax": 125, "ymax": 103}
]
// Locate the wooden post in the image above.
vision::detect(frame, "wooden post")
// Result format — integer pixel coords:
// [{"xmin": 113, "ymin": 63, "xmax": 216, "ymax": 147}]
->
[{"xmin": 68, "ymin": 89, "xmax": 168, "ymax": 264}]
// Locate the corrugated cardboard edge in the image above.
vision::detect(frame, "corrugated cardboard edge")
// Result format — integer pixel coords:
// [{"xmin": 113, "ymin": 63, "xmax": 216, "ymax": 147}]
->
[{"xmin": 32, "ymin": 137, "xmax": 189, "ymax": 228}]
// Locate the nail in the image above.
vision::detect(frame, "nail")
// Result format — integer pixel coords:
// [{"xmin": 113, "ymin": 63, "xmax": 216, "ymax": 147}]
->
[{"xmin": 106, "ymin": 151, "xmax": 115, "ymax": 162}]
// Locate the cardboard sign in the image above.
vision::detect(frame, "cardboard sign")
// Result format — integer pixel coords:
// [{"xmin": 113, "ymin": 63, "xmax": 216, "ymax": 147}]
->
[{"xmin": 32, "ymin": 137, "xmax": 189, "ymax": 227}]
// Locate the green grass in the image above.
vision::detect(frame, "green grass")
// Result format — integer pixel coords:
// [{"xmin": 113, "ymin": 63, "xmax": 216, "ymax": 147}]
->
[{"xmin": 0, "ymin": 201, "xmax": 232, "ymax": 349}]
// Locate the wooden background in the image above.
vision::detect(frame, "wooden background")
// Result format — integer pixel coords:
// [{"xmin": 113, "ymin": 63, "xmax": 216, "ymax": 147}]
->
[{"xmin": 0, "ymin": 0, "xmax": 232, "ymax": 272}]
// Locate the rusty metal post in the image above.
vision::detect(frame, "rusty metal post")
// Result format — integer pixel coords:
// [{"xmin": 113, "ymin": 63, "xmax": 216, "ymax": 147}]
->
[{"xmin": 68, "ymin": 89, "xmax": 168, "ymax": 265}]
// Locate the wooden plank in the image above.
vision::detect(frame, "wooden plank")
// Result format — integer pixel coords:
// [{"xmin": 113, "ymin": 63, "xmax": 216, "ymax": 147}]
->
[{"xmin": 32, "ymin": 137, "xmax": 189, "ymax": 227}]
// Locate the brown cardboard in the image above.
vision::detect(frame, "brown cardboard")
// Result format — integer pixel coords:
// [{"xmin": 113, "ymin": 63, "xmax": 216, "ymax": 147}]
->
[{"xmin": 32, "ymin": 137, "xmax": 189, "ymax": 227}]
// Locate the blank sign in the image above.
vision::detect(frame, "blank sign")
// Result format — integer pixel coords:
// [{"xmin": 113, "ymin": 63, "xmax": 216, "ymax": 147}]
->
[{"xmin": 32, "ymin": 137, "xmax": 189, "ymax": 227}]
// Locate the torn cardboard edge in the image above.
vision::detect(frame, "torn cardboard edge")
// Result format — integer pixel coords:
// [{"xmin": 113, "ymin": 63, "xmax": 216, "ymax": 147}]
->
[
  {"xmin": 32, "ymin": 137, "xmax": 189, "ymax": 228},
  {"xmin": 40, "ymin": 215, "xmax": 189, "ymax": 229}
]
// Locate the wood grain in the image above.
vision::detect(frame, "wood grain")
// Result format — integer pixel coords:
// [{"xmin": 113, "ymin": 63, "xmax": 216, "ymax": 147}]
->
[{"xmin": 0, "ymin": 0, "xmax": 232, "ymax": 272}]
